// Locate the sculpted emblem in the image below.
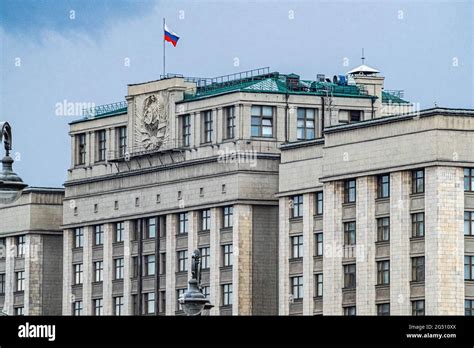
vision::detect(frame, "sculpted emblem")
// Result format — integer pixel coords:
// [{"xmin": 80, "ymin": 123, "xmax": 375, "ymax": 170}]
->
[{"xmin": 135, "ymin": 93, "xmax": 168, "ymax": 150}]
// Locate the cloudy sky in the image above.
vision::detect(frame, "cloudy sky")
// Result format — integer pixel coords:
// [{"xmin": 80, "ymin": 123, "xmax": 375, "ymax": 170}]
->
[{"xmin": 0, "ymin": 0, "xmax": 472, "ymax": 187}]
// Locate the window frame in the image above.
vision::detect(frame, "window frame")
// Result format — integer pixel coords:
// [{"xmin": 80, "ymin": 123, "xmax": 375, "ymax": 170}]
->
[
  {"xmin": 223, "ymin": 244, "xmax": 233, "ymax": 267},
  {"xmin": 251, "ymin": 105, "xmax": 273, "ymax": 138},
  {"xmin": 465, "ymin": 168, "xmax": 474, "ymax": 192},
  {"xmin": 76, "ymin": 133, "xmax": 86, "ymax": 165},
  {"xmin": 297, "ymin": 107, "xmax": 316, "ymax": 140},
  {"xmin": 412, "ymin": 300, "xmax": 425, "ymax": 316},
  {"xmin": 94, "ymin": 260, "xmax": 104, "ymax": 283},
  {"xmin": 199, "ymin": 247, "xmax": 210, "ymax": 270},
  {"xmin": 343, "ymin": 264, "xmax": 356, "ymax": 289},
  {"xmin": 202, "ymin": 110, "xmax": 213, "ymax": 143},
  {"xmin": 291, "ymin": 235, "xmax": 303, "ymax": 259},
  {"xmin": 465, "ymin": 256, "xmax": 474, "ymax": 280},
  {"xmin": 222, "ymin": 283, "xmax": 233, "ymax": 306},
  {"xmin": 377, "ymin": 260, "xmax": 390, "ymax": 285},
  {"xmin": 315, "ymin": 233, "xmax": 323, "ymax": 256},
  {"xmin": 178, "ymin": 213, "xmax": 189, "ymax": 235},
  {"xmin": 15, "ymin": 271, "xmax": 25, "ymax": 292},
  {"xmin": 315, "ymin": 273, "xmax": 323, "ymax": 297},
  {"xmin": 74, "ymin": 263, "xmax": 83, "ymax": 285},
  {"xmin": 225, "ymin": 106, "xmax": 236, "ymax": 139},
  {"xmin": 411, "ymin": 213, "xmax": 425, "ymax": 238},
  {"xmin": 291, "ymin": 276, "xmax": 303, "ymax": 300},
  {"xmin": 201, "ymin": 209, "xmax": 211, "ymax": 232},
  {"xmin": 412, "ymin": 169, "xmax": 425, "ymax": 194},
  {"xmin": 344, "ymin": 180, "xmax": 356, "ymax": 203},
  {"xmin": 316, "ymin": 191, "xmax": 323, "ymax": 216},
  {"xmin": 114, "ymin": 258, "xmax": 124, "ymax": 280},
  {"xmin": 177, "ymin": 250, "xmax": 188, "ymax": 272},
  {"xmin": 291, "ymin": 195, "xmax": 303, "ymax": 218},
  {"xmin": 412, "ymin": 256, "xmax": 425, "ymax": 282},
  {"xmin": 377, "ymin": 174, "xmax": 390, "ymax": 199},
  {"xmin": 114, "ymin": 296, "xmax": 124, "ymax": 316},
  {"xmin": 377, "ymin": 217, "xmax": 390, "ymax": 242},
  {"xmin": 344, "ymin": 221, "xmax": 356, "ymax": 246},
  {"xmin": 96, "ymin": 129, "xmax": 107, "ymax": 162},
  {"xmin": 223, "ymin": 206, "xmax": 233, "ymax": 228},
  {"xmin": 465, "ymin": 211, "xmax": 474, "ymax": 236},
  {"xmin": 144, "ymin": 254, "xmax": 156, "ymax": 277},
  {"xmin": 94, "ymin": 225, "xmax": 104, "ymax": 246},
  {"xmin": 377, "ymin": 303, "xmax": 390, "ymax": 316},
  {"xmin": 182, "ymin": 114, "xmax": 191, "ymax": 147}
]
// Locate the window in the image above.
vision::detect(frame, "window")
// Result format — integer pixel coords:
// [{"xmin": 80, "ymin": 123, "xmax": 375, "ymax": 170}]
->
[
  {"xmin": 132, "ymin": 294, "xmax": 139, "ymax": 315},
  {"xmin": 160, "ymin": 253, "xmax": 166, "ymax": 274},
  {"xmin": 76, "ymin": 133, "xmax": 86, "ymax": 165},
  {"xmin": 465, "ymin": 212, "xmax": 474, "ymax": 236},
  {"xmin": 179, "ymin": 213, "xmax": 188, "ymax": 234},
  {"xmin": 316, "ymin": 192, "xmax": 323, "ymax": 215},
  {"xmin": 291, "ymin": 195, "xmax": 303, "ymax": 218},
  {"xmin": 202, "ymin": 110, "xmax": 213, "ymax": 143},
  {"xmin": 412, "ymin": 169, "xmax": 424, "ymax": 194},
  {"xmin": 377, "ymin": 174, "xmax": 390, "ymax": 198},
  {"xmin": 144, "ymin": 255, "xmax": 155, "ymax": 276},
  {"xmin": 315, "ymin": 274, "xmax": 323, "ymax": 297},
  {"xmin": 177, "ymin": 289, "xmax": 186, "ymax": 311},
  {"xmin": 115, "ymin": 258, "xmax": 124, "ymax": 280},
  {"xmin": 223, "ymin": 206, "xmax": 233, "ymax": 228},
  {"xmin": 225, "ymin": 106, "xmax": 235, "ymax": 139},
  {"xmin": 465, "ymin": 300, "xmax": 474, "ymax": 316},
  {"xmin": 73, "ymin": 301, "xmax": 83, "ymax": 316},
  {"xmin": 465, "ymin": 256, "xmax": 474, "ymax": 280},
  {"xmin": 200, "ymin": 247, "xmax": 210, "ymax": 270},
  {"xmin": 117, "ymin": 126, "xmax": 127, "ymax": 157},
  {"xmin": 412, "ymin": 257, "xmax": 425, "ymax": 282},
  {"xmin": 0, "ymin": 238, "xmax": 5, "ymax": 258},
  {"xmin": 223, "ymin": 244, "xmax": 233, "ymax": 267},
  {"xmin": 377, "ymin": 260, "xmax": 390, "ymax": 285},
  {"xmin": 96, "ymin": 130, "xmax": 106, "ymax": 162},
  {"xmin": 114, "ymin": 296, "xmax": 124, "ymax": 316},
  {"xmin": 222, "ymin": 284, "xmax": 233, "ymax": 306},
  {"xmin": 115, "ymin": 222, "xmax": 124, "ymax": 242},
  {"xmin": 17, "ymin": 235, "xmax": 26, "ymax": 257},
  {"xmin": 412, "ymin": 213, "xmax": 425, "ymax": 237},
  {"xmin": 15, "ymin": 307, "xmax": 24, "ymax": 316},
  {"xmin": 94, "ymin": 298, "xmax": 103, "ymax": 316},
  {"xmin": 350, "ymin": 110, "xmax": 361, "ymax": 122},
  {"xmin": 94, "ymin": 261, "xmax": 103, "ymax": 282},
  {"xmin": 251, "ymin": 105, "xmax": 273, "ymax": 137},
  {"xmin": 178, "ymin": 250, "xmax": 188, "ymax": 272},
  {"xmin": 202, "ymin": 286, "xmax": 210, "ymax": 300},
  {"xmin": 201, "ymin": 209, "xmax": 211, "ymax": 231},
  {"xmin": 291, "ymin": 276, "xmax": 303, "ymax": 300},
  {"xmin": 146, "ymin": 217, "xmax": 157, "ymax": 239},
  {"xmin": 377, "ymin": 303, "xmax": 390, "ymax": 316},
  {"xmin": 132, "ymin": 256, "xmax": 139, "ymax": 278},
  {"xmin": 344, "ymin": 222, "xmax": 356, "ymax": 246},
  {"xmin": 94, "ymin": 225, "xmax": 104, "ymax": 246},
  {"xmin": 465, "ymin": 168, "xmax": 474, "ymax": 192},
  {"xmin": 412, "ymin": 300, "xmax": 425, "ymax": 316},
  {"xmin": 144, "ymin": 293, "xmax": 155, "ymax": 314},
  {"xmin": 291, "ymin": 235, "xmax": 303, "ymax": 259},
  {"xmin": 0, "ymin": 273, "xmax": 5, "ymax": 294},
  {"xmin": 344, "ymin": 306, "xmax": 356, "ymax": 316},
  {"xmin": 315, "ymin": 233, "xmax": 323, "ymax": 256},
  {"xmin": 160, "ymin": 291, "xmax": 166, "ymax": 313},
  {"xmin": 73, "ymin": 228, "xmax": 84, "ymax": 248},
  {"xmin": 297, "ymin": 108, "xmax": 315, "ymax": 140},
  {"xmin": 74, "ymin": 264, "xmax": 83, "ymax": 285},
  {"xmin": 182, "ymin": 115, "xmax": 191, "ymax": 146},
  {"xmin": 344, "ymin": 179, "xmax": 356, "ymax": 203},
  {"xmin": 16, "ymin": 271, "xmax": 25, "ymax": 291},
  {"xmin": 343, "ymin": 264, "xmax": 356, "ymax": 289},
  {"xmin": 377, "ymin": 217, "xmax": 390, "ymax": 242}
]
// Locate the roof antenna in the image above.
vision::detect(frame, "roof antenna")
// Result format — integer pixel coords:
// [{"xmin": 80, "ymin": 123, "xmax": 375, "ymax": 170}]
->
[{"xmin": 361, "ymin": 48, "xmax": 365, "ymax": 65}]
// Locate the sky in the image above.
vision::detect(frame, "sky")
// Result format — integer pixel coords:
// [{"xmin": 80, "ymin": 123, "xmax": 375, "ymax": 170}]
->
[{"xmin": 0, "ymin": 0, "xmax": 472, "ymax": 187}]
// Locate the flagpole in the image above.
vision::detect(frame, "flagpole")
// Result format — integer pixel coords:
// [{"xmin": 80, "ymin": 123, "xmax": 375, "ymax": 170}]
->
[{"xmin": 163, "ymin": 17, "xmax": 166, "ymax": 78}]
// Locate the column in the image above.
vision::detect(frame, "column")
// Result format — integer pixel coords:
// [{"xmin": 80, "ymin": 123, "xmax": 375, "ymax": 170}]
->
[
  {"xmin": 323, "ymin": 181, "xmax": 344, "ymax": 315},
  {"xmin": 82, "ymin": 226, "xmax": 93, "ymax": 315},
  {"xmin": 108, "ymin": 127, "xmax": 116, "ymax": 160},
  {"xmin": 4, "ymin": 237, "xmax": 15, "ymax": 315},
  {"xmin": 390, "ymin": 171, "xmax": 411, "ymax": 315},
  {"xmin": 303, "ymin": 193, "xmax": 315, "ymax": 314},
  {"xmin": 62, "ymin": 229, "xmax": 73, "ymax": 315},
  {"xmin": 165, "ymin": 214, "xmax": 177, "ymax": 315},
  {"xmin": 87, "ymin": 131, "xmax": 93, "ymax": 165},
  {"xmin": 25, "ymin": 234, "xmax": 43, "ymax": 315},
  {"xmin": 214, "ymin": 108, "xmax": 221, "ymax": 144},
  {"xmin": 232, "ymin": 204, "xmax": 253, "ymax": 315},
  {"xmin": 209, "ymin": 207, "xmax": 220, "ymax": 315},
  {"xmin": 425, "ymin": 166, "xmax": 464, "ymax": 315},
  {"xmin": 241, "ymin": 105, "xmax": 251, "ymax": 140},
  {"xmin": 103, "ymin": 223, "xmax": 113, "ymax": 314},
  {"xmin": 278, "ymin": 198, "xmax": 290, "ymax": 315},
  {"xmin": 123, "ymin": 221, "xmax": 132, "ymax": 315},
  {"xmin": 193, "ymin": 112, "xmax": 201, "ymax": 147},
  {"xmin": 355, "ymin": 176, "xmax": 376, "ymax": 315}
]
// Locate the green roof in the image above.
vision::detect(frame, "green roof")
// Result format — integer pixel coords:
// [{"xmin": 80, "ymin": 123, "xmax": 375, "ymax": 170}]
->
[{"xmin": 382, "ymin": 91, "xmax": 410, "ymax": 104}]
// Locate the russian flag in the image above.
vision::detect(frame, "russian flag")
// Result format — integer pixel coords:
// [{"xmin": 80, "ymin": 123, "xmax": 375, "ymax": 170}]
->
[{"xmin": 164, "ymin": 24, "xmax": 179, "ymax": 47}]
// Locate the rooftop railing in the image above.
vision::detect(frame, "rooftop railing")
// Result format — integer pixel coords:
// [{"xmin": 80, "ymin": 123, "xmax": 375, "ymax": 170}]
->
[{"xmin": 82, "ymin": 101, "xmax": 128, "ymax": 118}]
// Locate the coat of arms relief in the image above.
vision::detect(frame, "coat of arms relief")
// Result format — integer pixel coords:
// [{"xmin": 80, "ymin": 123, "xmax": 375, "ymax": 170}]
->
[{"xmin": 134, "ymin": 92, "xmax": 169, "ymax": 150}]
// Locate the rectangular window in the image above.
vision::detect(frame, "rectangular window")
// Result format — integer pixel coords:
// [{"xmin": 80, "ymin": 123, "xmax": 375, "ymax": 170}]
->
[
  {"xmin": 225, "ymin": 106, "xmax": 235, "ymax": 139},
  {"xmin": 73, "ymin": 301, "xmax": 83, "ymax": 316},
  {"xmin": 117, "ymin": 126, "xmax": 127, "ymax": 157},
  {"xmin": 377, "ymin": 303, "xmax": 390, "ymax": 316},
  {"xmin": 0, "ymin": 238, "xmax": 5, "ymax": 258},
  {"xmin": 202, "ymin": 110, "xmax": 213, "ymax": 143},
  {"xmin": 146, "ymin": 217, "xmax": 157, "ymax": 239},
  {"xmin": 412, "ymin": 257, "xmax": 425, "ymax": 282},
  {"xmin": 315, "ymin": 273, "xmax": 323, "ymax": 297},
  {"xmin": 179, "ymin": 213, "xmax": 188, "ymax": 234},
  {"xmin": 344, "ymin": 179, "xmax": 356, "ymax": 203},
  {"xmin": 74, "ymin": 228, "xmax": 84, "ymax": 248},
  {"xmin": 343, "ymin": 264, "xmax": 356, "ymax": 289},
  {"xmin": 251, "ymin": 105, "xmax": 273, "ymax": 137},
  {"xmin": 412, "ymin": 213, "xmax": 425, "ymax": 237},
  {"xmin": 94, "ymin": 225, "xmax": 104, "ymax": 246},
  {"xmin": 465, "ymin": 256, "xmax": 474, "ymax": 280},
  {"xmin": 377, "ymin": 260, "xmax": 390, "ymax": 285},
  {"xmin": 465, "ymin": 168, "xmax": 474, "ymax": 192},
  {"xmin": 115, "ymin": 222, "xmax": 124, "ymax": 242},
  {"xmin": 291, "ymin": 235, "xmax": 303, "ymax": 259},
  {"xmin": 344, "ymin": 222, "xmax": 356, "ymax": 246},
  {"xmin": 114, "ymin": 296, "xmax": 124, "ymax": 316},
  {"xmin": 74, "ymin": 264, "xmax": 83, "ymax": 285},
  {"xmin": 16, "ymin": 235, "xmax": 26, "ymax": 257},
  {"xmin": 297, "ymin": 108, "xmax": 316, "ymax": 140},
  {"xmin": 182, "ymin": 115, "xmax": 191, "ymax": 147},
  {"xmin": 350, "ymin": 110, "xmax": 362, "ymax": 122},
  {"xmin": 15, "ymin": 307, "xmax": 24, "ymax": 316},
  {"xmin": 0, "ymin": 273, "xmax": 5, "ymax": 294},
  {"xmin": 202, "ymin": 286, "xmax": 210, "ymax": 300},
  {"xmin": 76, "ymin": 133, "xmax": 86, "ymax": 165},
  {"xmin": 177, "ymin": 289, "xmax": 186, "ymax": 311},
  {"xmin": 94, "ymin": 298, "xmax": 103, "ymax": 316},
  {"xmin": 15, "ymin": 271, "xmax": 25, "ymax": 291},
  {"xmin": 178, "ymin": 250, "xmax": 188, "ymax": 272},
  {"xmin": 377, "ymin": 174, "xmax": 390, "ymax": 198},
  {"xmin": 96, "ymin": 130, "xmax": 106, "ymax": 162},
  {"xmin": 114, "ymin": 258, "xmax": 124, "ymax": 280},
  {"xmin": 344, "ymin": 306, "xmax": 356, "ymax": 316},
  {"xmin": 160, "ymin": 253, "xmax": 166, "ymax": 274},
  {"xmin": 291, "ymin": 195, "xmax": 303, "ymax": 218},
  {"xmin": 377, "ymin": 217, "xmax": 390, "ymax": 242},
  {"xmin": 465, "ymin": 299, "xmax": 474, "ymax": 316},
  {"xmin": 94, "ymin": 261, "xmax": 103, "ymax": 282},
  {"xmin": 144, "ymin": 255, "xmax": 155, "ymax": 276},
  {"xmin": 201, "ymin": 209, "xmax": 211, "ymax": 231},
  {"xmin": 222, "ymin": 284, "xmax": 233, "ymax": 306},
  {"xmin": 465, "ymin": 212, "xmax": 474, "ymax": 236},
  {"xmin": 223, "ymin": 244, "xmax": 233, "ymax": 267},
  {"xmin": 132, "ymin": 256, "xmax": 139, "ymax": 278},
  {"xmin": 315, "ymin": 233, "xmax": 323, "ymax": 256},
  {"xmin": 291, "ymin": 276, "xmax": 303, "ymax": 300},
  {"xmin": 223, "ymin": 206, "xmax": 233, "ymax": 228},
  {"xmin": 200, "ymin": 247, "xmax": 210, "ymax": 270},
  {"xmin": 412, "ymin": 169, "xmax": 425, "ymax": 194},
  {"xmin": 412, "ymin": 300, "xmax": 425, "ymax": 316},
  {"xmin": 316, "ymin": 192, "xmax": 323, "ymax": 215},
  {"xmin": 144, "ymin": 293, "xmax": 155, "ymax": 314}
]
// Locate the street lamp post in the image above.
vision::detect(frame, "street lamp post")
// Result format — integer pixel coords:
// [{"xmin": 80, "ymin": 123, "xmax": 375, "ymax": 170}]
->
[
  {"xmin": 178, "ymin": 249, "xmax": 213, "ymax": 316},
  {"xmin": 0, "ymin": 122, "xmax": 27, "ymax": 204}
]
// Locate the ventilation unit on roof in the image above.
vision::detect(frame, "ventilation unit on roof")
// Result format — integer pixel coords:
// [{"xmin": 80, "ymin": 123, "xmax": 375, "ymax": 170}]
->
[
  {"xmin": 286, "ymin": 74, "xmax": 300, "ymax": 90},
  {"xmin": 316, "ymin": 74, "xmax": 325, "ymax": 82},
  {"xmin": 333, "ymin": 75, "xmax": 347, "ymax": 86}
]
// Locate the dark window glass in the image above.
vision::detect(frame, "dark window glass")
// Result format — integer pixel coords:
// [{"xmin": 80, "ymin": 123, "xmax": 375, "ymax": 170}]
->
[
  {"xmin": 412, "ymin": 213, "xmax": 425, "ymax": 237},
  {"xmin": 343, "ymin": 264, "xmax": 356, "ymax": 289},
  {"xmin": 297, "ymin": 108, "xmax": 316, "ymax": 140},
  {"xmin": 377, "ymin": 217, "xmax": 390, "ymax": 242},
  {"xmin": 412, "ymin": 169, "xmax": 425, "ymax": 194},
  {"xmin": 344, "ymin": 222, "xmax": 356, "ymax": 246},
  {"xmin": 412, "ymin": 257, "xmax": 425, "ymax": 281},
  {"xmin": 377, "ymin": 175, "xmax": 390, "ymax": 198},
  {"xmin": 344, "ymin": 180, "xmax": 356, "ymax": 203}
]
